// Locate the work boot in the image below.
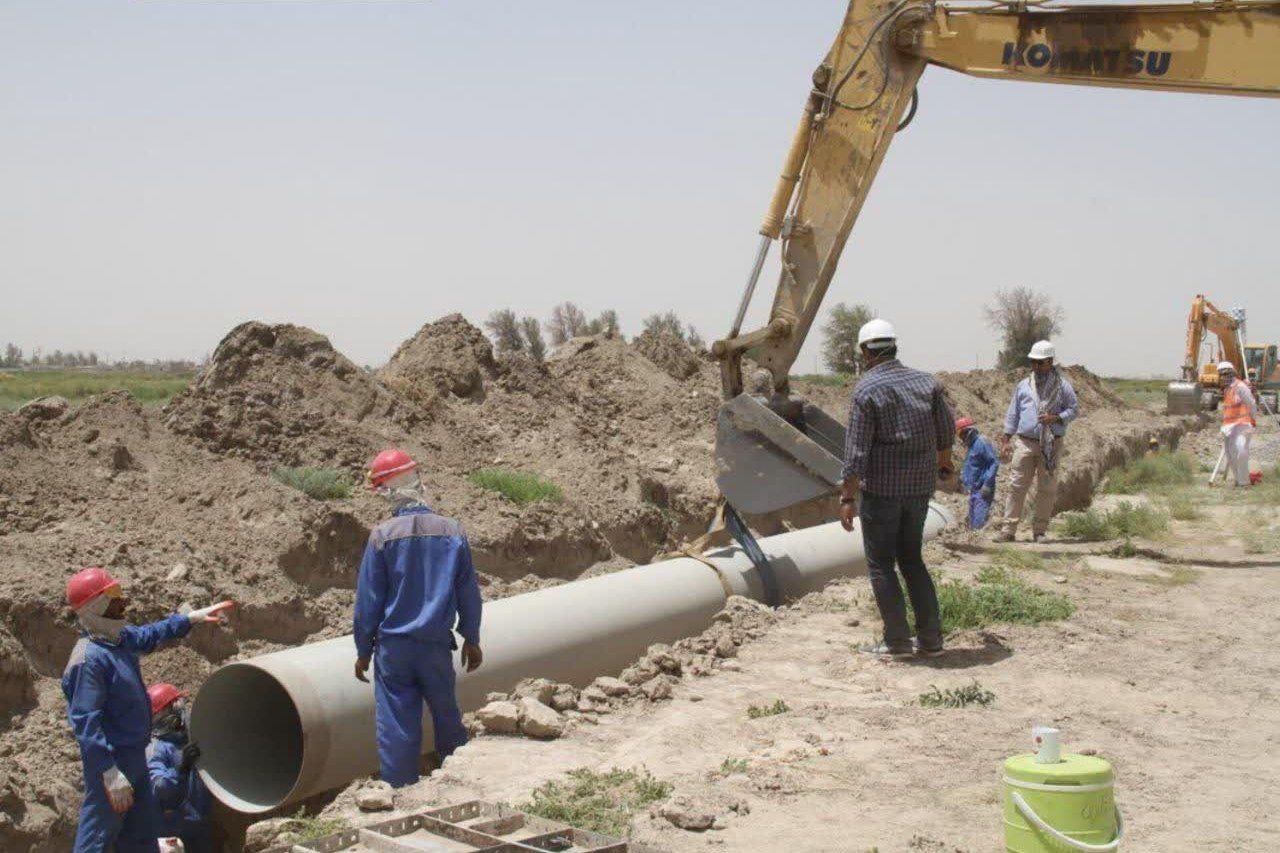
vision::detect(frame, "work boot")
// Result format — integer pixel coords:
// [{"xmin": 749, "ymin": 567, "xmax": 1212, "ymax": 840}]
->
[
  {"xmin": 859, "ymin": 640, "xmax": 914, "ymax": 659},
  {"xmin": 914, "ymin": 638, "xmax": 945, "ymax": 658},
  {"xmin": 1032, "ymin": 531, "xmax": 1048, "ymax": 544},
  {"xmin": 992, "ymin": 530, "xmax": 1015, "ymax": 544}
]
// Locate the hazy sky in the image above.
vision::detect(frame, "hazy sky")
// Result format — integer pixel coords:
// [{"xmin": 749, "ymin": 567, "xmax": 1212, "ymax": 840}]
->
[{"xmin": 2, "ymin": 0, "xmax": 1276, "ymax": 376}]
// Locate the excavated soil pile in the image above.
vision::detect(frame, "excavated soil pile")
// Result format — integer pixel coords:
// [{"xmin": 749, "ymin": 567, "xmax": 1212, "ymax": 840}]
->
[{"xmin": 0, "ymin": 314, "xmax": 1192, "ymax": 851}]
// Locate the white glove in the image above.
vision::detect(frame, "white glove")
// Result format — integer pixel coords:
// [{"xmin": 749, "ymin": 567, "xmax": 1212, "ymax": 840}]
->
[
  {"xmin": 103, "ymin": 765, "xmax": 134, "ymax": 814},
  {"xmin": 187, "ymin": 601, "xmax": 234, "ymax": 625}
]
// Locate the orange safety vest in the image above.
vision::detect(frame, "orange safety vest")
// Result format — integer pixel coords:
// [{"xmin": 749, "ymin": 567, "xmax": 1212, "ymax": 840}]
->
[{"xmin": 1222, "ymin": 380, "xmax": 1255, "ymax": 428}]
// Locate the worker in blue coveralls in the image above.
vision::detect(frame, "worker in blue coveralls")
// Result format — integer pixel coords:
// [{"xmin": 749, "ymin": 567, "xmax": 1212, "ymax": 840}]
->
[
  {"xmin": 62, "ymin": 565, "xmax": 232, "ymax": 853},
  {"xmin": 146, "ymin": 682, "xmax": 212, "ymax": 852},
  {"xmin": 354, "ymin": 448, "xmax": 483, "ymax": 788},
  {"xmin": 956, "ymin": 417, "xmax": 1000, "ymax": 530}
]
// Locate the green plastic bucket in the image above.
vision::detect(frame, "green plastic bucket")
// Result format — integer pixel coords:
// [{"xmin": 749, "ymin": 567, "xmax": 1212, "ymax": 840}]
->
[{"xmin": 1003, "ymin": 752, "xmax": 1123, "ymax": 852}]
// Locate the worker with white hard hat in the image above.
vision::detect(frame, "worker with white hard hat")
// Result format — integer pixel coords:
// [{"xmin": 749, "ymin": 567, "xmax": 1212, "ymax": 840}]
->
[
  {"xmin": 840, "ymin": 319, "xmax": 955, "ymax": 658},
  {"xmin": 994, "ymin": 340, "xmax": 1080, "ymax": 543},
  {"xmin": 1217, "ymin": 361, "xmax": 1258, "ymax": 487},
  {"xmin": 61, "ymin": 567, "xmax": 232, "ymax": 853},
  {"xmin": 354, "ymin": 449, "xmax": 483, "ymax": 788}
]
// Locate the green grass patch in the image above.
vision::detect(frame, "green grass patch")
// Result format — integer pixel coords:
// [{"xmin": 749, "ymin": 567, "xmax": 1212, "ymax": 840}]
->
[
  {"xmin": 0, "ymin": 369, "xmax": 192, "ymax": 410},
  {"xmin": 287, "ymin": 808, "xmax": 350, "ymax": 843},
  {"xmin": 719, "ymin": 757, "xmax": 750, "ymax": 774},
  {"xmin": 1057, "ymin": 502, "xmax": 1168, "ymax": 541},
  {"xmin": 791, "ymin": 372, "xmax": 853, "ymax": 388},
  {"xmin": 1242, "ymin": 524, "xmax": 1280, "ymax": 554},
  {"xmin": 1104, "ymin": 452, "xmax": 1196, "ymax": 494},
  {"xmin": 469, "ymin": 468, "xmax": 564, "ymax": 505},
  {"xmin": 989, "ymin": 546, "xmax": 1046, "ymax": 573},
  {"xmin": 522, "ymin": 767, "xmax": 672, "ymax": 837},
  {"xmin": 933, "ymin": 566, "xmax": 1074, "ymax": 634},
  {"xmin": 1103, "ymin": 377, "xmax": 1169, "ymax": 409},
  {"xmin": 1165, "ymin": 492, "xmax": 1202, "ymax": 521},
  {"xmin": 272, "ymin": 466, "xmax": 353, "ymax": 500},
  {"xmin": 746, "ymin": 699, "xmax": 790, "ymax": 719},
  {"xmin": 918, "ymin": 681, "xmax": 995, "ymax": 709}
]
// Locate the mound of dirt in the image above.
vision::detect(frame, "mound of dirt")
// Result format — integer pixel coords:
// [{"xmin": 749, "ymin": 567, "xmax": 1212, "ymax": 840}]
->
[
  {"xmin": 382, "ymin": 313, "xmax": 500, "ymax": 403},
  {"xmin": 632, "ymin": 329, "xmax": 702, "ymax": 381},
  {"xmin": 164, "ymin": 322, "xmax": 415, "ymax": 471}
]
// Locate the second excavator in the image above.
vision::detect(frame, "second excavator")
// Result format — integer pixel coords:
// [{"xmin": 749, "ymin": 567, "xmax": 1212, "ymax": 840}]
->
[{"xmin": 712, "ymin": 0, "xmax": 1280, "ymax": 515}]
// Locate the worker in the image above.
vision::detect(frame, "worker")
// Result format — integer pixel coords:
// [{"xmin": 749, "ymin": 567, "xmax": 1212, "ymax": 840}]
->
[
  {"xmin": 995, "ymin": 341, "xmax": 1079, "ymax": 543},
  {"xmin": 146, "ymin": 683, "xmax": 212, "ymax": 853},
  {"xmin": 1218, "ymin": 361, "xmax": 1258, "ymax": 487},
  {"xmin": 354, "ymin": 449, "xmax": 483, "ymax": 788},
  {"xmin": 1147, "ymin": 435, "xmax": 1161, "ymax": 456},
  {"xmin": 61, "ymin": 566, "xmax": 231, "ymax": 853},
  {"xmin": 956, "ymin": 417, "xmax": 999, "ymax": 530},
  {"xmin": 839, "ymin": 319, "xmax": 954, "ymax": 658}
]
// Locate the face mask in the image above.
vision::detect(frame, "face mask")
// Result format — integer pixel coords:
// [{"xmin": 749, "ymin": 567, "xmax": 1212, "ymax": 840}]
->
[{"xmin": 77, "ymin": 594, "xmax": 126, "ymax": 644}]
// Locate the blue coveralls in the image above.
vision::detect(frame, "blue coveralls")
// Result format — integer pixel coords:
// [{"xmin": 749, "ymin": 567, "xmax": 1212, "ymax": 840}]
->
[
  {"xmin": 354, "ymin": 503, "xmax": 483, "ymax": 788},
  {"xmin": 961, "ymin": 432, "xmax": 1000, "ymax": 529},
  {"xmin": 61, "ymin": 615, "xmax": 192, "ymax": 853},
  {"xmin": 147, "ymin": 730, "xmax": 212, "ymax": 852}
]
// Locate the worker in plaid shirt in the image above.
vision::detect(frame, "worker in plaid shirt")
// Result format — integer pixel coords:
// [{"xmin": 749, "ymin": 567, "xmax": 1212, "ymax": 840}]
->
[{"xmin": 840, "ymin": 319, "xmax": 954, "ymax": 659}]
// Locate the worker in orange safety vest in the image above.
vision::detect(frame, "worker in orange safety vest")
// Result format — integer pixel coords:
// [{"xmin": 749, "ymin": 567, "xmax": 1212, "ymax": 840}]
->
[{"xmin": 1218, "ymin": 361, "xmax": 1258, "ymax": 487}]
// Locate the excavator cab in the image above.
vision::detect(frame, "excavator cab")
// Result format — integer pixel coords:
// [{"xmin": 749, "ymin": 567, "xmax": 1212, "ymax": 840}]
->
[{"xmin": 714, "ymin": 392, "xmax": 847, "ymax": 515}]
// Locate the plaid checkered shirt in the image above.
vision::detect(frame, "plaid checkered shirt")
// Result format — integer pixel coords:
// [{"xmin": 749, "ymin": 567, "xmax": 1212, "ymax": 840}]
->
[{"xmin": 841, "ymin": 359, "xmax": 954, "ymax": 497}]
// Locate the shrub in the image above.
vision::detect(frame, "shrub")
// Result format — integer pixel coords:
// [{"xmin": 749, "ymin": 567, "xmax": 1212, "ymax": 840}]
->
[
  {"xmin": 746, "ymin": 699, "xmax": 790, "ymax": 719},
  {"xmin": 1056, "ymin": 502, "xmax": 1168, "ymax": 541},
  {"xmin": 918, "ymin": 681, "xmax": 995, "ymax": 709},
  {"xmin": 272, "ymin": 467, "xmax": 353, "ymax": 500},
  {"xmin": 1165, "ymin": 493, "xmax": 1202, "ymax": 521},
  {"xmin": 720, "ymin": 757, "xmax": 750, "ymax": 774},
  {"xmin": 1104, "ymin": 452, "xmax": 1196, "ymax": 494},
  {"xmin": 469, "ymin": 468, "xmax": 564, "ymax": 505},
  {"xmin": 522, "ymin": 768, "xmax": 672, "ymax": 837}
]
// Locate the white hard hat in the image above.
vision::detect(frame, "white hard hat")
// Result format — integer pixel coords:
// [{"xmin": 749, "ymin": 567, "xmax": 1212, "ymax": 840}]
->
[
  {"xmin": 1218, "ymin": 361, "xmax": 1236, "ymax": 374},
  {"xmin": 1027, "ymin": 340, "xmax": 1056, "ymax": 360},
  {"xmin": 857, "ymin": 318, "xmax": 897, "ymax": 349}
]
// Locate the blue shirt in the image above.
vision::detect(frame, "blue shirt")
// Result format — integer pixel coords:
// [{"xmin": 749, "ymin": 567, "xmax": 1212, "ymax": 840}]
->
[
  {"xmin": 354, "ymin": 504, "xmax": 483, "ymax": 659},
  {"xmin": 147, "ymin": 731, "xmax": 212, "ymax": 833},
  {"xmin": 1003, "ymin": 374, "xmax": 1079, "ymax": 439},
  {"xmin": 842, "ymin": 359, "xmax": 954, "ymax": 497},
  {"xmin": 960, "ymin": 433, "xmax": 999, "ymax": 493},
  {"xmin": 61, "ymin": 615, "xmax": 192, "ymax": 776}
]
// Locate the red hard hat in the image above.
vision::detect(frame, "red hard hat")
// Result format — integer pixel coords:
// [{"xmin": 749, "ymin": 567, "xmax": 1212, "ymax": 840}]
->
[
  {"xmin": 66, "ymin": 566, "xmax": 120, "ymax": 611},
  {"xmin": 147, "ymin": 683, "xmax": 186, "ymax": 717},
  {"xmin": 367, "ymin": 448, "xmax": 417, "ymax": 488},
  {"xmin": 955, "ymin": 417, "xmax": 976, "ymax": 433}
]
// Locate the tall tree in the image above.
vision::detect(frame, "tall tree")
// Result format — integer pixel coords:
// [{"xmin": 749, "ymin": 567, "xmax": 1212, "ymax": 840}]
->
[
  {"xmin": 820, "ymin": 302, "xmax": 875, "ymax": 374},
  {"xmin": 984, "ymin": 287, "xmax": 1064, "ymax": 369},
  {"xmin": 520, "ymin": 316, "xmax": 547, "ymax": 362},
  {"xmin": 545, "ymin": 302, "xmax": 589, "ymax": 345},
  {"xmin": 484, "ymin": 309, "xmax": 525, "ymax": 357},
  {"xmin": 686, "ymin": 325, "xmax": 705, "ymax": 351},
  {"xmin": 642, "ymin": 310, "xmax": 685, "ymax": 340}
]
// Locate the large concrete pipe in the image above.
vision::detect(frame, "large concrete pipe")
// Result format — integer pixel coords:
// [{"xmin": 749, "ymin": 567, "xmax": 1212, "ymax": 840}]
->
[{"xmin": 191, "ymin": 509, "xmax": 951, "ymax": 814}]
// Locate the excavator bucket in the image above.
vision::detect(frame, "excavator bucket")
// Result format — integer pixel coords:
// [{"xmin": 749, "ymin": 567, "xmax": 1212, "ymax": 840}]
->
[
  {"xmin": 1165, "ymin": 381, "xmax": 1202, "ymax": 415},
  {"xmin": 714, "ymin": 394, "xmax": 846, "ymax": 514}
]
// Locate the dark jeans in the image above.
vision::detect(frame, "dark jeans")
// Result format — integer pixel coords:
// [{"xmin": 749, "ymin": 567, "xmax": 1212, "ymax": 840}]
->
[{"xmin": 859, "ymin": 492, "xmax": 942, "ymax": 650}]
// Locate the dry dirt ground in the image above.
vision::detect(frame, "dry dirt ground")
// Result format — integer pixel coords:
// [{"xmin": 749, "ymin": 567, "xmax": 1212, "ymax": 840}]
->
[
  {"xmin": 0, "ymin": 313, "xmax": 1214, "ymax": 849},
  {"xmin": 328, "ymin": 483, "xmax": 1280, "ymax": 852}
]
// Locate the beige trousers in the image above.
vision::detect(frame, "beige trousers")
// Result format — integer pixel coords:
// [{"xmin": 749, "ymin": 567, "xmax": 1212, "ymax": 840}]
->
[{"xmin": 1000, "ymin": 435, "xmax": 1059, "ymax": 536}]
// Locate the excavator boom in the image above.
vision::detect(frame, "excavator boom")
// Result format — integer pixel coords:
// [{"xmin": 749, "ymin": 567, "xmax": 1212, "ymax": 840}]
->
[{"xmin": 713, "ymin": 0, "xmax": 1280, "ymax": 514}]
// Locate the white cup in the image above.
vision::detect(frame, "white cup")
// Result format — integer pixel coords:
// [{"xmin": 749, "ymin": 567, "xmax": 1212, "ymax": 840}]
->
[{"xmin": 1033, "ymin": 726, "xmax": 1062, "ymax": 764}]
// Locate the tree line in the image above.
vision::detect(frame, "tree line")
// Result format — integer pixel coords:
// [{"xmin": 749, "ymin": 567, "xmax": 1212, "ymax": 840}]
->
[
  {"xmin": 483, "ymin": 303, "xmax": 704, "ymax": 362},
  {"xmin": 0, "ymin": 343, "xmax": 199, "ymax": 373}
]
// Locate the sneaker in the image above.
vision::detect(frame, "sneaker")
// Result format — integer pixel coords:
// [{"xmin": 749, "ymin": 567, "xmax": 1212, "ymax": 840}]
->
[
  {"xmin": 1032, "ymin": 532, "xmax": 1048, "ymax": 544},
  {"xmin": 914, "ymin": 640, "xmax": 945, "ymax": 658},
  {"xmin": 859, "ymin": 641, "xmax": 914, "ymax": 659}
]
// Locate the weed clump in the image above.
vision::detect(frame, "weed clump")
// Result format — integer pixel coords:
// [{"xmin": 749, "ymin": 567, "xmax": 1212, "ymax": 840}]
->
[
  {"xmin": 918, "ymin": 681, "xmax": 995, "ymax": 709},
  {"xmin": 746, "ymin": 699, "xmax": 790, "ymax": 719},
  {"xmin": 522, "ymin": 767, "xmax": 672, "ymax": 837},
  {"xmin": 720, "ymin": 757, "xmax": 750, "ymax": 774},
  {"xmin": 1057, "ymin": 501, "xmax": 1168, "ymax": 541},
  {"xmin": 934, "ymin": 566, "xmax": 1074, "ymax": 633},
  {"xmin": 288, "ymin": 809, "xmax": 350, "ymax": 843},
  {"xmin": 272, "ymin": 466, "xmax": 353, "ymax": 500},
  {"xmin": 469, "ymin": 468, "xmax": 564, "ymax": 505},
  {"xmin": 1104, "ymin": 452, "xmax": 1196, "ymax": 494},
  {"xmin": 1165, "ymin": 493, "xmax": 1202, "ymax": 521}
]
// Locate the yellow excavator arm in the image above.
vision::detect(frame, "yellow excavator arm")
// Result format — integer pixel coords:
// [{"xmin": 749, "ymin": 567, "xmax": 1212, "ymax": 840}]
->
[
  {"xmin": 1168, "ymin": 293, "xmax": 1247, "ymax": 412},
  {"xmin": 713, "ymin": 0, "xmax": 1280, "ymax": 513}
]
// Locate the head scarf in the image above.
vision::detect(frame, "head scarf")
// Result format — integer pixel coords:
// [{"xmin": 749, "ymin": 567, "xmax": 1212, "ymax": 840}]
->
[
  {"xmin": 77, "ymin": 593, "xmax": 126, "ymax": 645},
  {"xmin": 1029, "ymin": 367, "xmax": 1065, "ymax": 472}
]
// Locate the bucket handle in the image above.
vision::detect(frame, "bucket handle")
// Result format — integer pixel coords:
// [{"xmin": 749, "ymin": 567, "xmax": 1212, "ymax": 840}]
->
[{"xmin": 1012, "ymin": 791, "xmax": 1125, "ymax": 852}]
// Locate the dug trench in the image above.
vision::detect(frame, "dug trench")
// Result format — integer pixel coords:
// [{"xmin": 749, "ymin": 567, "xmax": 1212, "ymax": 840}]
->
[{"xmin": 0, "ymin": 313, "xmax": 1204, "ymax": 850}]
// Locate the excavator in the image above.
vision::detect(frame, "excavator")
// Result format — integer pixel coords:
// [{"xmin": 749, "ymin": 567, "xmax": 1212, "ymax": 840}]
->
[
  {"xmin": 1167, "ymin": 295, "xmax": 1247, "ymax": 414},
  {"xmin": 711, "ymin": 0, "xmax": 1280, "ymax": 515}
]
